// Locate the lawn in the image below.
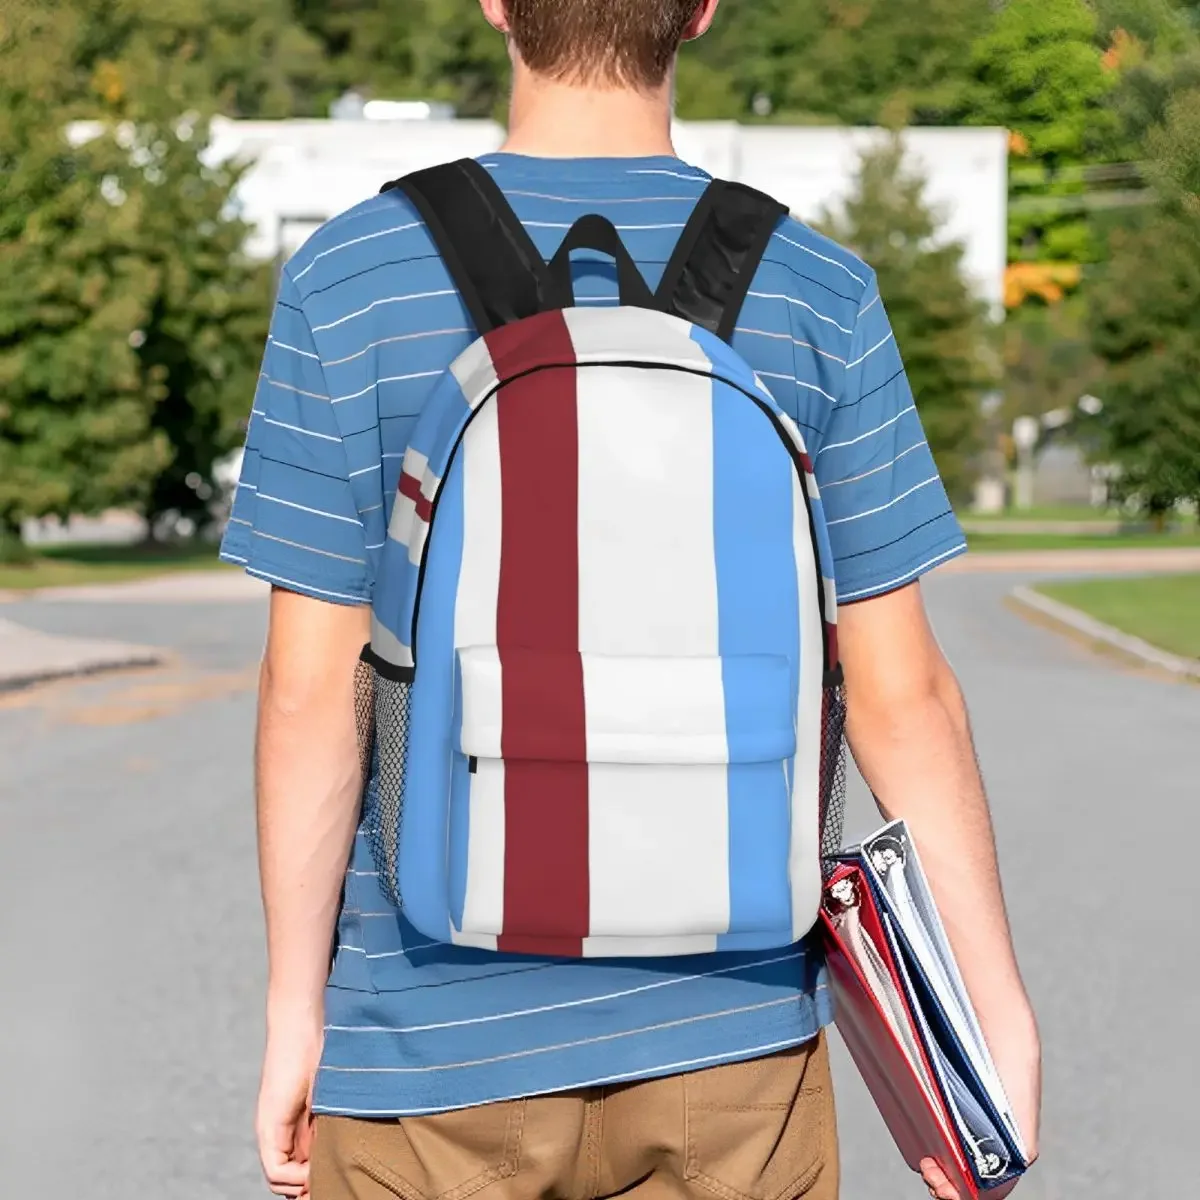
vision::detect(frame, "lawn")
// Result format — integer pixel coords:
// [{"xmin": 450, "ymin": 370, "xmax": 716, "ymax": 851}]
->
[
  {"xmin": 1036, "ymin": 574, "xmax": 1200, "ymax": 661},
  {"xmin": 0, "ymin": 541, "xmax": 231, "ymax": 592}
]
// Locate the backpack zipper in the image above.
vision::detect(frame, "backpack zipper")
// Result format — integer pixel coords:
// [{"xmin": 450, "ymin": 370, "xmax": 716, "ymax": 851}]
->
[{"xmin": 407, "ymin": 360, "xmax": 834, "ymax": 679}]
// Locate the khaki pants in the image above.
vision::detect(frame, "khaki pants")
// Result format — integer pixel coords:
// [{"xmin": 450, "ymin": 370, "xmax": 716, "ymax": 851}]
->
[{"xmin": 311, "ymin": 1035, "xmax": 838, "ymax": 1200}]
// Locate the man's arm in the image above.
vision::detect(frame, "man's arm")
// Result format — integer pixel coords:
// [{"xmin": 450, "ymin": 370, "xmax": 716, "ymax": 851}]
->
[
  {"xmin": 255, "ymin": 588, "xmax": 370, "ymax": 1198},
  {"xmin": 839, "ymin": 582, "xmax": 1041, "ymax": 1195}
]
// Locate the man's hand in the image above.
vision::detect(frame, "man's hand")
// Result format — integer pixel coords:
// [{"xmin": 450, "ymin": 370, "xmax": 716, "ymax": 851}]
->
[
  {"xmin": 839, "ymin": 582, "xmax": 1042, "ymax": 1198},
  {"xmin": 257, "ymin": 1007, "xmax": 324, "ymax": 1197},
  {"xmin": 255, "ymin": 588, "xmax": 371, "ymax": 1196}
]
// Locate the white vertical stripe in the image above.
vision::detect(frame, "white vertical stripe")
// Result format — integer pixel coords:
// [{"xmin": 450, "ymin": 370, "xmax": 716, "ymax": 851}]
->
[
  {"xmin": 790, "ymin": 469, "xmax": 826, "ymax": 941},
  {"xmin": 588, "ymin": 763, "xmax": 730, "ymax": 937},
  {"xmin": 449, "ymin": 926, "xmax": 499, "ymax": 951},
  {"xmin": 582, "ymin": 933, "xmax": 719, "ymax": 957},
  {"xmin": 576, "ymin": 365, "xmax": 719, "ymax": 657},
  {"xmin": 455, "ymin": 647, "xmax": 504, "ymax": 759},
  {"xmin": 455, "ymin": 401, "xmax": 505, "ymax": 938},
  {"xmin": 581, "ymin": 654, "xmax": 729, "ymax": 762},
  {"xmin": 455, "ymin": 759, "xmax": 506, "ymax": 939},
  {"xmin": 576, "ymin": 364, "xmax": 728, "ymax": 938},
  {"xmin": 562, "ymin": 307, "xmax": 710, "ymax": 371}
]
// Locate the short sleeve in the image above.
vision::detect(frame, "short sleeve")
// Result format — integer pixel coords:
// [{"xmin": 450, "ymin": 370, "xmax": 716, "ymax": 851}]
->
[
  {"xmin": 816, "ymin": 275, "xmax": 966, "ymax": 603},
  {"xmin": 219, "ymin": 270, "xmax": 371, "ymax": 605}
]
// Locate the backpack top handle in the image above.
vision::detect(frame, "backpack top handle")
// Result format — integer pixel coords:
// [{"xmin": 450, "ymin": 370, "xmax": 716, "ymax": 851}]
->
[
  {"xmin": 385, "ymin": 161, "xmax": 787, "ymax": 344},
  {"xmin": 544, "ymin": 214, "xmax": 660, "ymax": 312}
]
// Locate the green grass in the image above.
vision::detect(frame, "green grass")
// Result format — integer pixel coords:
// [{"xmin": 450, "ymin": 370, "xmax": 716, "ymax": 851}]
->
[
  {"xmin": 967, "ymin": 530, "xmax": 1200, "ymax": 552},
  {"xmin": 0, "ymin": 541, "xmax": 231, "ymax": 591},
  {"xmin": 1036, "ymin": 574, "xmax": 1200, "ymax": 661}
]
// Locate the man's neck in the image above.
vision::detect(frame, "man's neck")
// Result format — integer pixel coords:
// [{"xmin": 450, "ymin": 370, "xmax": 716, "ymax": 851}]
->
[{"xmin": 499, "ymin": 64, "xmax": 677, "ymax": 159}]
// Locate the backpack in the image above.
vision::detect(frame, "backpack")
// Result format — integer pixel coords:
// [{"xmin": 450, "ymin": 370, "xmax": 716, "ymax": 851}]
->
[{"xmin": 354, "ymin": 159, "xmax": 847, "ymax": 958}]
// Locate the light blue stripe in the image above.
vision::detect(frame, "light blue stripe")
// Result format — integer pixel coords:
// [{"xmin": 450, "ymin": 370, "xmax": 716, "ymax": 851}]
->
[
  {"xmin": 709, "ymin": 371, "xmax": 796, "ymax": 943},
  {"xmin": 398, "ymin": 456, "xmax": 465, "ymax": 942}
]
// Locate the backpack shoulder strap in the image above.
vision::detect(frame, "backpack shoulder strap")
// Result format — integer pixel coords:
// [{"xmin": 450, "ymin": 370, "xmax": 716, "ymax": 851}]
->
[
  {"xmin": 381, "ymin": 159, "xmax": 550, "ymax": 335},
  {"xmin": 656, "ymin": 180, "xmax": 789, "ymax": 344}
]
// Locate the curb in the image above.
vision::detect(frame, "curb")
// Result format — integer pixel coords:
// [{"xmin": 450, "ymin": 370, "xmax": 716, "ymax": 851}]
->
[
  {"xmin": 0, "ymin": 618, "xmax": 164, "ymax": 693},
  {"xmin": 1009, "ymin": 586, "xmax": 1200, "ymax": 682}
]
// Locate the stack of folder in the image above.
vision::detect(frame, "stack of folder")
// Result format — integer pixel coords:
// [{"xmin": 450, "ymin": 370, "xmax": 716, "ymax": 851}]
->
[{"xmin": 821, "ymin": 821, "xmax": 1030, "ymax": 1197}]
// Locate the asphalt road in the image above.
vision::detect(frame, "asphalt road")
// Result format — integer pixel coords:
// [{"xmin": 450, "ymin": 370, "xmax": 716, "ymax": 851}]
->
[{"xmin": 1, "ymin": 570, "xmax": 1197, "ymax": 1199}]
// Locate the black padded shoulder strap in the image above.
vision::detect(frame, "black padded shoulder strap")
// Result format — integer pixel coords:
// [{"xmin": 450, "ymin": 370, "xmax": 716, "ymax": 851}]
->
[
  {"xmin": 656, "ymin": 180, "xmax": 789, "ymax": 343},
  {"xmin": 381, "ymin": 159, "xmax": 550, "ymax": 335}
]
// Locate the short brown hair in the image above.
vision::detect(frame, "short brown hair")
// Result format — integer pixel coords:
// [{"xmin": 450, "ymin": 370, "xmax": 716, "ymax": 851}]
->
[{"xmin": 506, "ymin": 0, "xmax": 701, "ymax": 90}]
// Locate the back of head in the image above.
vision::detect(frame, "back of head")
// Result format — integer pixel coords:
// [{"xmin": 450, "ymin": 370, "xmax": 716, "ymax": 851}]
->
[{"xmin": 506, "ymin": 0, "xmax": 702, "ymax": 91}]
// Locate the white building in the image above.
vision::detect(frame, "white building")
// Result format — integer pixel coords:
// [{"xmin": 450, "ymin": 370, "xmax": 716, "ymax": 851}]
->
[{"xmin": 207, "ymin": 118, "xmax": 1008, "ymax": 309}]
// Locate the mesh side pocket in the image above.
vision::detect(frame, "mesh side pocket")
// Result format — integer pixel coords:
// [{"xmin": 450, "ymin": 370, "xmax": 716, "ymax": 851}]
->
[
  {"xmin": 354, "ymin": 651, "xmax": 412, "ymax": 910},
  {"xmin": 819, "ymin": 682, "xmax": 848, "ymax": 869}
]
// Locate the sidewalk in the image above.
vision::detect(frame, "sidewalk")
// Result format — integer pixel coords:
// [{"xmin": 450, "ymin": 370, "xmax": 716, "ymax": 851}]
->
[
  {"xmin": 0, "ymin": 617, "xmax": 163, "ymax": 692},
  {"xmin": 944, "ymin": 546, "xmax": 1200, "ymax": 575},
  {"xmin": 1, "ymin": 569, "xmax": 268, "ymax": 605}
]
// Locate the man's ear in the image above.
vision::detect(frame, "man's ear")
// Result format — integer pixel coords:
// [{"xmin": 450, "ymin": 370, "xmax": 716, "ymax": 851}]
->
[
  {"xmin": 682, "ymin": 0, "xmax": 721, "ymax": 42},
  {"xmin": 479, "ymin": 0, "xmax": 511, "ymax": 34}
]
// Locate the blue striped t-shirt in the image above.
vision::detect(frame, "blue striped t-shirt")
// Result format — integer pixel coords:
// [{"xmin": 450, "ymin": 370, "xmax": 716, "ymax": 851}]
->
[{"xmin": 221, "ymin": 153, "xmax": 966, "ymax": 1117}]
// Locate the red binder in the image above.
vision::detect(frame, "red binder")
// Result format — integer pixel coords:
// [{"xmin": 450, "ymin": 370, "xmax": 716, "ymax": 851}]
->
[{"xmin": 821, "ymin": 862, "xmax": 980, "ymax": 1198}]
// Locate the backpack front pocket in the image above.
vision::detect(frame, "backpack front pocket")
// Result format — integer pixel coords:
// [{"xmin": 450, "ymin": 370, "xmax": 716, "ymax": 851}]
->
[{"xmin": 448, "ymin": 646, "xmax": 799, "ymax": 953}]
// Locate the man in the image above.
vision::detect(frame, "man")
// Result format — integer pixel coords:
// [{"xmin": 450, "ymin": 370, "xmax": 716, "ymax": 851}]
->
[{"xmin": 222, "ymin": 3, "xmax": 1041, "ymax": 1198}]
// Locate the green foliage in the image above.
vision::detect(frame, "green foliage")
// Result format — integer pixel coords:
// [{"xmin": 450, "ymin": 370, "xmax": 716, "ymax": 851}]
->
[
  {"xmin": 126, "ymin": 114, "xmax": 273, "ymax": 527},
  {"xmin": 294, "ymin": 0, "xmax": 989, "ymax": 125},
  {"xmin": 1003, "ymin": 298, "xmax": 1104, "ymax": 428},
  {"xmin": 294, "ymin": 0, "xmax": 421, "ymax": 114},
  {"xmin": 959, "ymin": 0, "xmax": 1117, "ymax": 264},
  {"xmin": 683, "ymin": 0, "xmax": 990, "ymax": 126},
  {"xmin": 0, "ymin": 5, "xmax": 167, "ymax": 537},
  {"xmin": 73, "ymin": 0, "xmax": 328, "ymax": 118},
  {"xmin": 1089, "ymin": 90, "xmax": 1200, "ymax": 514},
  {"xmin": 820, "ymin": 139, "xmax": 991, "ymax": 502},
  {"xmin": 0, "ymin": 4, "xmax": 271, "ymax": 537},
  {"xmin": 297, "ymin": 0, "xmax": 509, "ymax": 117}
]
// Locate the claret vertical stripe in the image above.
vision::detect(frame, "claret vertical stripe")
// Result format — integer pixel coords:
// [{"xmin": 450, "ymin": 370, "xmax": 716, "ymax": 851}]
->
[{"xmin": 489, "ymin": 314, "xmax": 590, "ymax": 955}]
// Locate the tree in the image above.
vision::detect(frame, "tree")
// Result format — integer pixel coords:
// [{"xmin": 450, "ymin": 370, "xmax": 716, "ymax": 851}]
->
[
  {"xmin": 0, "ymin": 4, "xmax": 168, "ymax": 555},
  {"xmin": 680, "ymin": 0, "xmax": 990, "ymax": 125},
  {"xmin": 73, "ymin": 0, "xmax": 329, "ymax": 118},
  {"xmin": 124, "ymin": 111, "xmax": 273, "ymax": 531},
  {"xmin": 296, "ymin": 0, "xmax": 991, "ymax": 125},
  {"xmin": 959, "ymin": 0, "xmax": 1118, "ymax": 265},
  {"xmin": 1089, "ymin": 89, "xmax": 1200, "ymax": 516},
  {"xmin": 819, "ymin": 138, "xmax": 992, "ymax": 503},
  {"xmin": 0, "ymin": 4, "xmax": 272, "ymax": 554},
  {"xmin": 297, "ymin": 0, "xmax": 511, "ymax": 118},
  {"xmin": 296, "ymin": 0, "xmax": 422, "ymax": 115},
  {"xmin": 1001, "ymin": 296, "xmax": 1104, "ymax": 430}
]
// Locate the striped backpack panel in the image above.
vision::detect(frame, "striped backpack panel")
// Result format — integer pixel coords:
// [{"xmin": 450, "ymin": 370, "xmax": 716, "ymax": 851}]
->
[{"xmin": 356, "ymin": 162, "xmax": 847, "ymax": 958}]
